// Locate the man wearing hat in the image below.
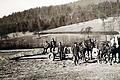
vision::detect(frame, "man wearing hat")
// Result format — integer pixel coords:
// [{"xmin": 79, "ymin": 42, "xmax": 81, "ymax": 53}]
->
[{"xmin": 72, "ymin": 42, "xmax": 80, "ymax": 65}]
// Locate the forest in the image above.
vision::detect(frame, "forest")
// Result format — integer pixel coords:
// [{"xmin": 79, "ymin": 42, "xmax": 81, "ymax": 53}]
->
[{"xmin": 0, "ymin": 1, "xmax": 120, "ymax": 38}]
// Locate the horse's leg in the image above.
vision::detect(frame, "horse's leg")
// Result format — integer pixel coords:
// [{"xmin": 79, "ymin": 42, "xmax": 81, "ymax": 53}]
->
[
  {"xmin": 77, "ymin": 55, "xmax": 79, "ymax": 64},
  {"xmin": 90, "ymin": 49, "xmax": 92, "ymax": 60},
  {"xmin": 102, "ymin": 53, "xmax": 105, "ymax": 63},
  {"xmin": 108, "ymin": 52, "xmax": 110, "ymax": 63},
  {"xmin": 111, "ymin": 52, "xmax": 114, "ymax": 63},
  {"xmin": 112, "ymin": 51, "xmax": 116, "ymax": 63},
  {"xmin": 98, "ymin": 51, "xmax": 102, "ymax": 64},
  {"xmin": 118, "ymin": 47, "xmax": 120, "ymax": 63},
  {"xmin": 101, "ymin": 52, "xmax": 104, "ymax": 64},
  {"xmin": 82, "ymin": 50, "xmax": 85, "ymax": 61},
  {"xmin": 114, "ymin": 51, "xmax": 117, "ymax": 63},
  {"xmin": 87, "ymin": 49, "xmax": 90, "ymax": 60},
  {"xmin": 105, "ymin": 53, "xmax": 108, "ymax": 63},
  {"xmin": 109, "ymin": 52, "xmax": 112, "ymax": 65},
  {"xmin": 80, "ymin": 51, "xmax": 82, "ymax": 60},
  {"xmin": 74, "ymin": 55, "xmax": 77, "ymax": 66},
  {"xmin": 118, "ymin": 51, "xmax": 120, "ymax": 63},
  {"xmin": 104, "ymin": 53, "xmax": 108, "ymax": 64},
  {"xmin": 83, "ymin": 48, "xmax": 86, "ymax": 62},
  {"xmin": 97, "ymin": 50, "xmax": 100, "ymax": 63}
]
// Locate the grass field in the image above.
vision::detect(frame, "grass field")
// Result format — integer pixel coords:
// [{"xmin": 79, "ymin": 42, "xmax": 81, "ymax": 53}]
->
[
  {"xmin": 0, "ymin": 48, "xmax": 120, "ymax": 80},
  {"xmin": 1, "ymin": 57, "xmax": 120, "ymax": 80}
]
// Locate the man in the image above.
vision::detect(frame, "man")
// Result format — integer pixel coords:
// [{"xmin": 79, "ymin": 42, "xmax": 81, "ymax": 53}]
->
[
  {"xmin": 79, "ymin": 42, "xmax": 85, "ymax": 61},
  {"xmin": 110, "ymin": 37, "xmax": 117, "ymax": 63},
  {"xmin": 58, "ymin": 42, "xmax": 64, "ymax": 60},
  {"xmin": 118, "ymin": 37, "xmax": 120, "ymax": 63},
  {"xmin": 50, "ymin": 38, "xmax": 56, "ymax": 52},
  {"xmin": 72, "ymin": 42, "xmax": 80, "ymax": 65},
  {"xmin": 43, "ymin": 41, "xmax": 49, "ymax": 54}
]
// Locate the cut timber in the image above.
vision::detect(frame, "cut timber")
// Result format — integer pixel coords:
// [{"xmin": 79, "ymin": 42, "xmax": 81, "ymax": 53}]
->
[{"xmin": 8, "ymin": 49, "xmax": 44, "ymax": 60}]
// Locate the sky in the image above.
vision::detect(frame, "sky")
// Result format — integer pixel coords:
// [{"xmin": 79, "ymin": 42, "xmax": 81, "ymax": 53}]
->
[{"xmin": 0, "ymin": 0, "xmax": 79, "ymax": 18}]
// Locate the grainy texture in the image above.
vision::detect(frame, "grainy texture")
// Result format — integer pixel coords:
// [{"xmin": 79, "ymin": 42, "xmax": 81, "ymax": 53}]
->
[{"xmin": 1, "ymin": 51, "xmax": 120, "ymax": 80}]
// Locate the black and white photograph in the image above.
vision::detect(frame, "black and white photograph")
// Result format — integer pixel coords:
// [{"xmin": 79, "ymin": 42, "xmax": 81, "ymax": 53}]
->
[{"xmin": 1, "ymin": 0, "xmax": 120, "ymax": 80}]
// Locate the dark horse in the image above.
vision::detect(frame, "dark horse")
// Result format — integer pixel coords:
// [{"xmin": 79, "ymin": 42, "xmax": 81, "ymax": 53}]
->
[
  {"xmin": 98, "ymin": 37, "xmax": 120, "ymax": 65},
  {"xmin": 82, "ymin": 38, "xmax": 94, "ymax": 61},
  {"xmin": 98, "ymin": 41, "xmax": 111, "ymax": 64}
]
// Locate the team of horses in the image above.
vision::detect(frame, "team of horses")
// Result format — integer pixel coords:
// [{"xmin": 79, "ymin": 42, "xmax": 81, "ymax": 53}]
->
[{"xmin": 73, "ymin": 37, "xmax": 120, "ymax": 65}]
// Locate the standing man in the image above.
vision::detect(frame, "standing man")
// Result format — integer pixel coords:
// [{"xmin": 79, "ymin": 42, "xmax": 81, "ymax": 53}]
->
[
  {"xmin": 72, "ymin": 42, "xmax": 80, "ymax": 66},
  {"xmin": 50, "ymin": 38, "xmax": 56, "ymax": 52},
  {"xmin": 58, "ymin": 42, "xmax": 64, "ymax": 60},
  {"xmin": 110, "ymin": 37, "xmax": 117, "ymax": 63},
  {"xmin": 43, "ymin": 41, "xmax": 50, "ymax": 54},
  {"xmin": 118, "ymin": 37, "xmax": 120, "ymax": 63},
  {"xmin": 79, "ymin": 42, "xmax": 85, "ymax": 61}
]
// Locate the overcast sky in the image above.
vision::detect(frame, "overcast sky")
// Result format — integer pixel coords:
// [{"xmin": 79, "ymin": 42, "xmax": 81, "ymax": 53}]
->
[{"xmin": 0, "ymin": 0, "xmax": 79, "ymax": 18}]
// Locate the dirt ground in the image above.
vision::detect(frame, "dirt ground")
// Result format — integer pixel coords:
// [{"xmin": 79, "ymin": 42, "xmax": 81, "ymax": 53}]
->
[
  {"xmin": 1, "ymin": 50, "xmax": 120, "ymax": 80},
  {"xmin": 1, "ymin": 58, "xmax": 120, "ymax": 80}
]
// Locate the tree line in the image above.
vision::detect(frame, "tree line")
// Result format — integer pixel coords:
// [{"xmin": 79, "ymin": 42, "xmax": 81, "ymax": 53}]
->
[{"xmin": 0, "ymin": 1, "xmax": 120, "ymax": 38}]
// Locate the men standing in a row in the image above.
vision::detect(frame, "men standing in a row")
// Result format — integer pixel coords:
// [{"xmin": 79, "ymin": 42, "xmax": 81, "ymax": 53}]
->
[
  {"xmin": 72, "ymin": 42, "xmax": 80, "ymax": 66},
  {"xmin": 50, "ymin": 38, "xmax": 56, "ymax": 52}
]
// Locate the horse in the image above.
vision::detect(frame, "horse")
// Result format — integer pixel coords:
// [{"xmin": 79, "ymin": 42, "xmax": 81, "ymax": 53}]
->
[
  {"xmin": 109, "ymin": 36, "xmax": 119, "ymax": 64},
  {"xmin": 98, "ymin": 36, "xmax": 119, "ymax": 65},
  {"xmin": 98, "ymin": 41, "xmax": 111, "ymax": 64},
  {"xmin": 78, "ymin": 39, "xmax": 95, "ymax": 62},
  {"xmin": 82, "ymin": 39, "xmax": 95, "ymax": 60},
  {"xmin": 78, "ymin": 41, "xmax": 86, "ymax": 62}
]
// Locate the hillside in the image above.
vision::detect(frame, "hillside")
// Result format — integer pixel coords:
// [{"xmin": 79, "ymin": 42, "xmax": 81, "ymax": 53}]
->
[
  {"xmin": 0, "ymin": 17, "xmax": 119, "ymax": 50},
  {"xmin": 0, "ymin": 0, "xmax": 120, "ymax": 39},
  {"xmin": 41, "ymin": 17, "xmax": 120, "ymax": 33},
  {"xmin": 69, "ymin": 0, "xmax": 118, "ymax": 7}
]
